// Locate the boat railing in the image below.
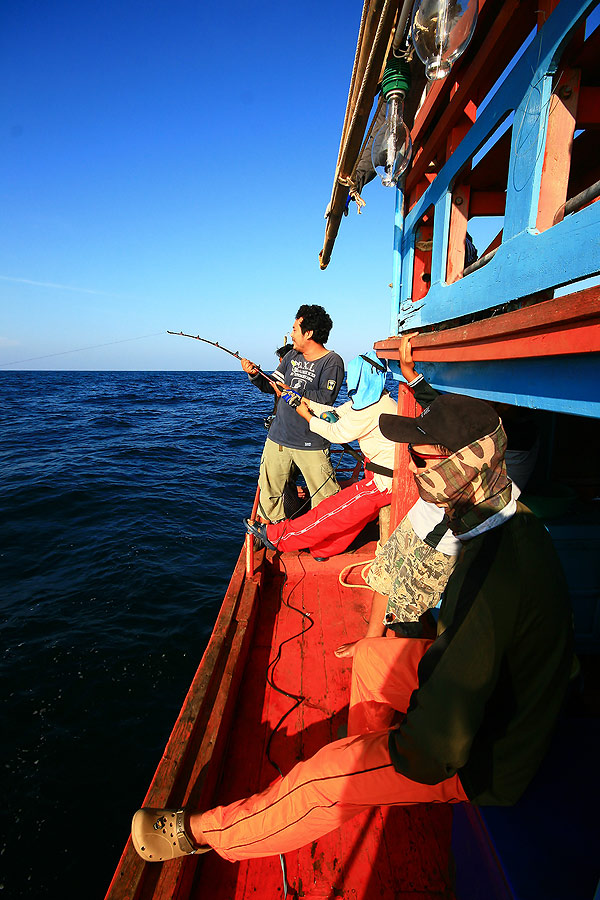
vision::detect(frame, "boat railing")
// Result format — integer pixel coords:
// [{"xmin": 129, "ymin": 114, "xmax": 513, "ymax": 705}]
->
[{"xmin": 105, "ymin": 544, "xmax": 263, "ymax": 900}]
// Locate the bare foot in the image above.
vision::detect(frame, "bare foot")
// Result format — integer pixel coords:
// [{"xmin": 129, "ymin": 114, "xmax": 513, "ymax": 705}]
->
[{"xmin": 334, "ymin": 642, "xmax": 357, "ymax": 659}]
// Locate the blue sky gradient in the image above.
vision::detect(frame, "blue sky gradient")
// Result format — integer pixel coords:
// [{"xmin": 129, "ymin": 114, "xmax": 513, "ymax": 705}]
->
[{"xmin": 2, "ymin": 1, "xmax": 400, "ymax": 370}]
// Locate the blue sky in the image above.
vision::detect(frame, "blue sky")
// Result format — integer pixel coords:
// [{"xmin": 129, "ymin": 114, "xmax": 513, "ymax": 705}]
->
[{"xmin": 1, "ymin": 0, "xmax": 401, "ymax": 371}]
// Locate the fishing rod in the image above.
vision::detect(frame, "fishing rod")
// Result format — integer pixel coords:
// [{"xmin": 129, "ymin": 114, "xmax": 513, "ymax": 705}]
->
[
  {"xmin": 167, "ymin": 330, "xmax": 299, "ymax": 401},
  {"xmin": 167, "ymin": 330, "xmax": 363, "ymax": 468}
]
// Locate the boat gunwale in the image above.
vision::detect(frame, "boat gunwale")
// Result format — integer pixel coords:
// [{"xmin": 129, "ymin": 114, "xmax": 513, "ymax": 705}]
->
[{"xmin": 104, "ymin": 545, "xmax": 265, "ymax": 900}]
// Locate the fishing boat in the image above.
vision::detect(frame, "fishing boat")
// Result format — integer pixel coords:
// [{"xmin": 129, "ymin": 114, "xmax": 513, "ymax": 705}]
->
[{"xmin": 106, "ymin": 0, "xmax": 600, "ymax": 897}]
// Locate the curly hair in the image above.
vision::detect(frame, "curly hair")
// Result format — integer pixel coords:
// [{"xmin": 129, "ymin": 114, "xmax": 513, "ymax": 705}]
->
[{"xmin": 295, "ymin": 304, "xmax": 333, "ymax": 345}]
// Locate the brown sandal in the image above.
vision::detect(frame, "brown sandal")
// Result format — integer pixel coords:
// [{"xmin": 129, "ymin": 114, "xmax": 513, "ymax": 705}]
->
[{"xmin": 131, "ymin": 808, "xmax": 211, "ymax": 862}]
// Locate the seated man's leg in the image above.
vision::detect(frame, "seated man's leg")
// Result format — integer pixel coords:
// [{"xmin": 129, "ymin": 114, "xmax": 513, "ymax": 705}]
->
[
  {"xmin": 348, "ymin": 637, "xmax": 432, "ymax": 735},
  {"xmin": 267, "ymin": 477, "xmax": 388, "ymax": 558},
  {"xmin": 292, "ymin": 447, "xmax": 340, "ymax": 510},
  {"xmin": 192, "ymin": 729, "xmax": 467, "ymax": 862},
  {"xmin": 258, "ymin": 438, "xmax": 295, "ymax": 522}
]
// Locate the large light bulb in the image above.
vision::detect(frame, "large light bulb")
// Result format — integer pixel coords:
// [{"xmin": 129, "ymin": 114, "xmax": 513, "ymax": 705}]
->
[
  {"xmin": 371, "ymin": 91, "xmax": 412, "ymax": 187},
  {"xmin": 411, "ymin": 0, "xmax": 478, "ymax": 81}
]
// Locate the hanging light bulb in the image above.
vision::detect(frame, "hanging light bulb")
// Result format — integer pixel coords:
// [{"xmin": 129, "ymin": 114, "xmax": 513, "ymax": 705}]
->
[
  {"xmin": 371, "ymin": 57, "xmax": 412, "ymax": 187},
  {"xmin": 410, "ymin": 0, "xmax": 478, "ymax": 81}
]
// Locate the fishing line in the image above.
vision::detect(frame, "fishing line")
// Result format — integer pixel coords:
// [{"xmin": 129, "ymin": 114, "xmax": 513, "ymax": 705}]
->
[{"xmin": 0, "ymin": 332, "xmax": 164, "ymax": 368}]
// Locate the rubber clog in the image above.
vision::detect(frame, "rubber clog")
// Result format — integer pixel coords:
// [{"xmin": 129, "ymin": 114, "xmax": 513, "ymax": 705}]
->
[
  {"xmin": 243, "ymin": 518, "xmax": 277, "ymax": 551},
  {"xmin": 131, "ymin": 808, "xmax": 210, "ymax": 862}
]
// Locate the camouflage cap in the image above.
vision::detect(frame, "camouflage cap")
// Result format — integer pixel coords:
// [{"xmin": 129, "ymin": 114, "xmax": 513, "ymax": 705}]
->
[{"xmin": 379, "ymin": 393, "xmax": 499, "ymax": 453}]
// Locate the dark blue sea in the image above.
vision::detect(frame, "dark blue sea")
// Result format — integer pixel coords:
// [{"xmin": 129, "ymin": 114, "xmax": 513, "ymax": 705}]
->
[{"xmin": 0, "ymin": 371, "xmax": 280, "ymax": 899}]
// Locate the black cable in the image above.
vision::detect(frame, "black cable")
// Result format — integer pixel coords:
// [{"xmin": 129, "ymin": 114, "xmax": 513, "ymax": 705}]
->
[{"xmin": 263, "ymin": 554, "xmax": 312, "ymax": 900}]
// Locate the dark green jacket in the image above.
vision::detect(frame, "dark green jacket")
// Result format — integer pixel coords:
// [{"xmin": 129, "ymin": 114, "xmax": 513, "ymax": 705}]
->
[{"xmin": 388, "ymin": 505, "xmax": 573, "ymax": 805}]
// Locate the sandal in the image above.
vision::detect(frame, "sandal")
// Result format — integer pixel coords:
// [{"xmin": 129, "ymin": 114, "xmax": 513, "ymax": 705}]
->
[{"xmin": 131, "ymin": 808, "xmax": 211, "ymax": 862}]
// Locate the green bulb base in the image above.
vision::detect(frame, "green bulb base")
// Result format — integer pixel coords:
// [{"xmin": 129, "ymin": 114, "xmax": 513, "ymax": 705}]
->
[{"xmin": 381, "ymin": 57, "xmax": 411, "ymax": 98}]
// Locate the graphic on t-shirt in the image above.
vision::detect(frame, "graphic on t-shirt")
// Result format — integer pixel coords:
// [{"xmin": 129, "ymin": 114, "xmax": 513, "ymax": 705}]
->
[
  {"xmin": 268, "ymin": 350, "xmax": 344, "ymax": 450},
  {"xmin": 288, "ymin": 359, "xmax": 317, "ymax": 394}
]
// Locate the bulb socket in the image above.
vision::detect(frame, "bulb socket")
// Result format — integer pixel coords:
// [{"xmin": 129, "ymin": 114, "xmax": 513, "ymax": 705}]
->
[{"xmin": 381, "ymin": 57, "xmax": 411, "ymax": 98}]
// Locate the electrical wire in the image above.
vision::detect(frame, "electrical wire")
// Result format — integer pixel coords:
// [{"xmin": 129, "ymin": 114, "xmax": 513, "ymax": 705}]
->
[{"xmin": 264, "ymin": 553, "xmax": 312, "ymax": 900}]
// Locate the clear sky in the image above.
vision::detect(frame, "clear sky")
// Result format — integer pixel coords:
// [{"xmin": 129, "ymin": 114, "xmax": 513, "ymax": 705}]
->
[{"xmin": 1, "ymin": 0, "xmax": 402, "ymax": 371}]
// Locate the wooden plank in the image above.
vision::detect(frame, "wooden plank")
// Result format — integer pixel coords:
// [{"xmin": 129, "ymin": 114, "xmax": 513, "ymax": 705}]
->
[
  {"xmin": 576, "ymin": 86, "xmax": 600, "ymax": 128},
  {"xmin": 470, "ymin": 191, "xmax": 506, "ymax": 216},
  {"xmin": 446, "ymin": 119, "xmax": 474, "ymax": 285},
  {"xmin": 104, "ymin": 548, "xmax": 263, "ymax": 900},
  {"xmin": 537, "ymin": 68, "xmax": 581, "ymax": 230},
  {"xmin": 390, "ymin": 385, "xmax": 419, "ymax": 531},
  {"xmin": 446, "ymin": 183, "xmax": 471, "ymax": 284},
  {"xmin": 416, "ymin": 352, "xmax": 600, "ymax": 418},
  {"xmin": 412, "ymin": 220, "xmax": 433, "ymax": 303},
  {"xmin": 469, "ymin": 126, "xmax": 512, "ymax": 193},
  {"xmin": 377, "ymin": 285, "xmax": 600, "ymax": 363}
]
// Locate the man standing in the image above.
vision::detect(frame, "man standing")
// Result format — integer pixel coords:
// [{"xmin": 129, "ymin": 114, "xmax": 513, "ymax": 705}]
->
[
  {"xmin": 132, "ymin": 391, "xmax": 573, "ymax": 862},
  {"xmin": 241, "ymin": 304, "xmax": 344, "ymax": 522}
]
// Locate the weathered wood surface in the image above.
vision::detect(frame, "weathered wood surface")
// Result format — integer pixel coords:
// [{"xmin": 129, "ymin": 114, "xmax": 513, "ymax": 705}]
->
[{"xmin": 104, "ymin": 545, "xmax": 263, "ymax": 900}]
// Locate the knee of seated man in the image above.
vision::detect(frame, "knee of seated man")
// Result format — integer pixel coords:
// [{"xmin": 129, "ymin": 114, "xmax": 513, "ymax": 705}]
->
[{"xmin": 352, "ymin": 636, "xmax": 384, "ymax": 672}]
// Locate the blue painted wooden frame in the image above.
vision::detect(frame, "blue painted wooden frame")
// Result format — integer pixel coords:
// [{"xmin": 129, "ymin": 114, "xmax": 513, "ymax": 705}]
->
[
  {"xmin": 414, "ymin": 354, "xmax": 600, "ymax": 419},
  {"xmin": 392, "ymin": 0, "xmax": 600, "ymax": 334}
]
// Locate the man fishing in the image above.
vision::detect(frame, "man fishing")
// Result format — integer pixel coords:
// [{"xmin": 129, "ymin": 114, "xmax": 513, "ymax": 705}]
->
[
  {"xmin": 244, "ymin": 350, "xmax": 396, "ymax": 561},
  {"xmin": 241, "ymin": 304, "xmax": 344, "ymax": 523},
  {"xmin": 131, "ymin": 391, "xmax": 573, "ymax": 861}
]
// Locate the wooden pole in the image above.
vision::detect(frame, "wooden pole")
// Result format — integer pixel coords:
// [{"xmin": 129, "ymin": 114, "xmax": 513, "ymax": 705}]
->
[{"xmin": 245, "ymin": 483, "xmax": 261, "ymax": 578}]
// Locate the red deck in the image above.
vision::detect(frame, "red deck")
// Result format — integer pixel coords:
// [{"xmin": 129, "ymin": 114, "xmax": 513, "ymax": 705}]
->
[{"xmin": 106, "ymin": 536, "xmax": 456, "ymax": 900}]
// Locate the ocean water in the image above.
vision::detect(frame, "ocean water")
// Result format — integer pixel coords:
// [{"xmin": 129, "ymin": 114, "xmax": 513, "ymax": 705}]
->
[{"xmin": 0, "ymin": 371, "xmax": 276, "ymax": 899}]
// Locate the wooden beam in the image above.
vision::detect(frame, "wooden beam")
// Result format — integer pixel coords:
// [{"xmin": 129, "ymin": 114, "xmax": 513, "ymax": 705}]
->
[
  {"xmin": 390, "ymin": 385, "xmax": 419, "ymax": 531},
  {"xmin": 446, "ymin": 184, "xmax": 471, "ymax": 284},
  {"xmin": 412, "ymin": 221, "xmax": 433, "ymax": 302},
  {"xmin": 445, "ymin": 119, "xmax": 473, "ymax": 284},
  {"xmin": 481, "ymin": 228, "xmax": 503, "ymax": 257},
  {"xmin": 104, "ymin": 547, "xmax": 263, "ymax": 900},
  {"xmin": 537, "ymin": 68, "xmax": 581, "ymax": 231},
  {"xmin": 576, "ymin": 86, "xmax": 600, "ymax": 128},
  {"xmin": 320, "ymin": 0, "xmax": 402, "ymax": 269},
  {"xmin": 375, "ymin": 286, "xmax": 600, "ymax": 362},
  {"xmin": 469, "ymin": 191, "xmax": 506, "ymax": 216}
]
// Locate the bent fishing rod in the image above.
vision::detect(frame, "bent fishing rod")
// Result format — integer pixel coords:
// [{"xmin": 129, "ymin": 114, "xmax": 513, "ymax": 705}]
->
[
  {"xmin": 167, "ymin": 330, "xmax": 363, "ymax": 467},
  {"xmin": 167, "ymin": 330, "xmax": 293, "ymax": 395}
]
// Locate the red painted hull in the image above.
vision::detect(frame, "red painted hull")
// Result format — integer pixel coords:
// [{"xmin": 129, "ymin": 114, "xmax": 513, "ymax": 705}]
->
[{"xmin": 106, "ymin": 539, "xmax": 456, "ymax": 900}]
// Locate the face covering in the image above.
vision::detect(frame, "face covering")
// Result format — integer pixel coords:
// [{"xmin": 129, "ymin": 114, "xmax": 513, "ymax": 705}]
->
[
  {"xmin": 413, "ymin": 421, "xmax": 513, "ymax": 535},
  {"xmin": 346, "ymin": 350, "xmax": 387, "ymax": 410}
]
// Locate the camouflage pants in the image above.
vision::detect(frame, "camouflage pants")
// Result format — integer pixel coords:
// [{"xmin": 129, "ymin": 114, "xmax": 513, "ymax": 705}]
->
[{"xmin": 366, "ymin": 514, "xmax": 457, "ymax": 624}]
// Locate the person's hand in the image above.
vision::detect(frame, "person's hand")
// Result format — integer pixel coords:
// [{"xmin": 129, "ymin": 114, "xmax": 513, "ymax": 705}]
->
[
  {"xmin": 399, "ymin": 332, "xmax": 419, "ymax": 382},
  {"xmin": 241, "ymin": 357, "xmax": 259, "ymax": 376},
  {"xmin": 296, "ymin": 398, "xmax": 313, "ymax": 421}
]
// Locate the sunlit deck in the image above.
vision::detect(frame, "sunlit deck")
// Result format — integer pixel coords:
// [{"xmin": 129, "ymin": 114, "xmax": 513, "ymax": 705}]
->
[{"xmin": 106, "ymin": 534, "xmax": 456, "ymax": 900}]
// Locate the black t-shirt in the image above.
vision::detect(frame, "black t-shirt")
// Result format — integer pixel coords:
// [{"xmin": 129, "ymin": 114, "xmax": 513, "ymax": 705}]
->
[{"xmin": 252, "ymin": 349, "xmax": 344, "ymax": 450}]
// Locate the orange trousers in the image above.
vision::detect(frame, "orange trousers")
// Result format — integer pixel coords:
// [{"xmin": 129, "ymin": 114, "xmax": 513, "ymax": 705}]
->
[{"xmin": 199, "ymin": 637, "xmax": 468, "ymax": 861}]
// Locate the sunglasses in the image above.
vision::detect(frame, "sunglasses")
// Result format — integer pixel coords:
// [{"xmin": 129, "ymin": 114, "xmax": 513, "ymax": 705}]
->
[{"xmin": 408, "ymin": 443, "xmax": 449, "ymax": 468}]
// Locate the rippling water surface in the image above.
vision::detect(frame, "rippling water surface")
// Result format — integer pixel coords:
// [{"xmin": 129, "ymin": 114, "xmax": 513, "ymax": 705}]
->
[{"xmin": 0, "ymin": 371, "xmax": 272, "ymax": 899}]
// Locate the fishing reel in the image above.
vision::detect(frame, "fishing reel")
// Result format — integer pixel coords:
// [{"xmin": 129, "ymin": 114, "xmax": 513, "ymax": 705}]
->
[
  {"xmin": 320, "ymin": 410, "xmax": 339, "ymax": 423},
  {"xmin": 281, "ymin": 388, "xmax": 302, "ymax": 408}
]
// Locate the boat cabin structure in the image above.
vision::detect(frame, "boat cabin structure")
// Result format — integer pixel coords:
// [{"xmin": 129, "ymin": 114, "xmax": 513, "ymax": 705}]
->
[{"xmin": 107, "ymin": 0, "xmax": 600, "ymax": 897}]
